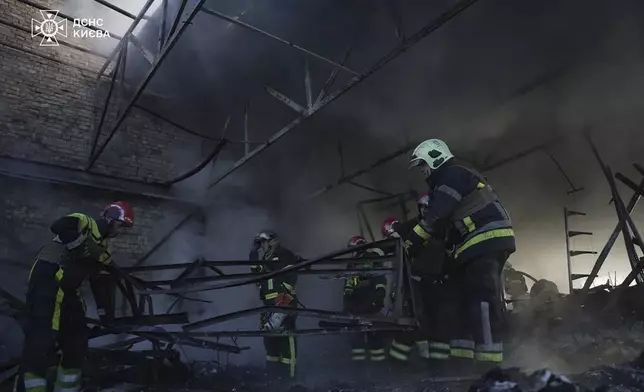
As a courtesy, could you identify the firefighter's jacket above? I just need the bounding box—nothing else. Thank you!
[410,160,516,264]
[343,248,387,314]
[250,246,299,306]
[33,213,116,320]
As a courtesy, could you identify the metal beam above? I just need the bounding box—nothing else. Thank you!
[87,0,209,170]
[129,35,155,65]
[133,104,221,141]
[582,136,644,291]
[0,156,199,203]
[564,207,573,293]
[123,255,394,272]
[206,0,481,191]
[128,0,481,268]
[200,7,359,76]
[96,0,157,79]
[183,305,410,331]
[265,85,307,114]
[145,268,394,286]
[605,166,644,288]
[314,48,352,107]
[142,238,399,295]
[91,0,141,20]
[90,45,125,158]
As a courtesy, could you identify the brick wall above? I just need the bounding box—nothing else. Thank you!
[0,0,200,274]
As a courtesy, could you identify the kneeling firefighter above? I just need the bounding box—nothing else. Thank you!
[343,236,388,363]
[400,138,516,368]
[16,202,134,392]
[250,230,299,379]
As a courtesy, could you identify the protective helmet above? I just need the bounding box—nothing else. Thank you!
[347,235,367,247]
[381,217,399,237]
[102,201,134,228]
[256,230,278,242]
[417,192,430,207]
[408,139,454,170]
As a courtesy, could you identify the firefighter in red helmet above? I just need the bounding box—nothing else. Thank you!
[16,202,134,392]
[343,236,388,363]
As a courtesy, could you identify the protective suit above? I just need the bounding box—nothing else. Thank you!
[16,202,133,392]
[343,236,388,362]
[250,230,299,379]
[403,139,516,365]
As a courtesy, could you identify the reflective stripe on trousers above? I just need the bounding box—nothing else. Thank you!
[53,367,81,392]
[476,343,503,363]
[370,348,386,361]
[389,340,412,361]
[429,342,451,360]
[416,340,429,359]
[20,373,47,392]
[351,348,366,361]
[450,339,474,359]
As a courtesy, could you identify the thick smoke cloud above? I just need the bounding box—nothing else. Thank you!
[60,0,644,375]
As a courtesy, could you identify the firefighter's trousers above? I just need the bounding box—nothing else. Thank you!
[261,313,297,378]
[344,297,386,362]
[16,260,87,392]
[447,252,507,364]
[423,278,452,361]
[389,279,429,362]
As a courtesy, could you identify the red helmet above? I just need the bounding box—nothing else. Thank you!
[381,217,399,237]
[417,192,430,207]
[102,201,134,228]
[347,235,367,247]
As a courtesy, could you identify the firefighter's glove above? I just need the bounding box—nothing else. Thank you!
[275,293,294,307]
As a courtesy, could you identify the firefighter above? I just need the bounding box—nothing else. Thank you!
[343,236,388,363]
[249,230,299,379]
[381,217,430,363]
[502,262,530,312]
[15,202,134,392]
[407,193,452,364]
[402,138,516,368]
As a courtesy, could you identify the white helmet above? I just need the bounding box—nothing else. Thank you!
[408,139,454,171]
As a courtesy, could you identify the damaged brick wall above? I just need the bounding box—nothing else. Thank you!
[0,0,201,275]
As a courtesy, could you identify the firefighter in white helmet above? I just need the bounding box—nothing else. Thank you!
[400,139,516,370]
[249,230,299,379]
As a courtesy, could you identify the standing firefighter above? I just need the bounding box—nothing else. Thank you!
[16,202,134,392]
[250,230,299,379]
[401,139,516,368]
[380,217,428,363]
[343,236,387,363]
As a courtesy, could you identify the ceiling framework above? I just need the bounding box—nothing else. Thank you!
[86,0,482,175]
[82,0,488,266]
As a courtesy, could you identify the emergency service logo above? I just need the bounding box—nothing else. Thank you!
[31,10,68,47]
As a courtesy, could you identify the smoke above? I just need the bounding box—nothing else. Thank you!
[104,0,644,381]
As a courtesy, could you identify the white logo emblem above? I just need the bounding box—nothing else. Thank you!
[31,10,68,47]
